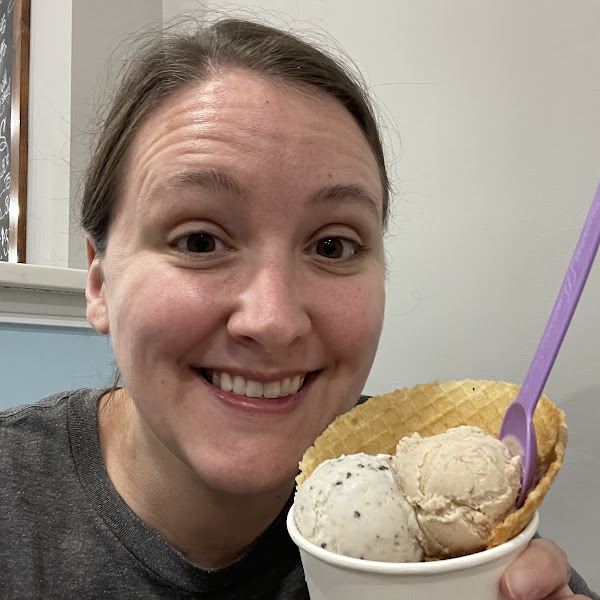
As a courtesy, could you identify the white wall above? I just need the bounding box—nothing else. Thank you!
[162,0,600,587]
[69,0,163,269]
[25,0,162,268]
[26,0,72,266]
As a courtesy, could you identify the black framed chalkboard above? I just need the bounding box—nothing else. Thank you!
[0,0,29,263]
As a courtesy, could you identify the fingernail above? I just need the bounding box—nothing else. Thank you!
[505,567,537,600]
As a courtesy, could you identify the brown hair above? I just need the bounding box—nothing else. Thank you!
[81,18,390,254]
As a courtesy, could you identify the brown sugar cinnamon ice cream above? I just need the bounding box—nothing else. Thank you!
[394,425,521,559]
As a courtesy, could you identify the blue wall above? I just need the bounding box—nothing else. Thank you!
[0,324,115,409]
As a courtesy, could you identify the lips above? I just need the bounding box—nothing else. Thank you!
[201,369,313,399]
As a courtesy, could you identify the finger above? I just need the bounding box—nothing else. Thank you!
[545,585,576,599]
[500,539,571,600]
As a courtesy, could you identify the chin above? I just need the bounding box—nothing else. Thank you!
[177,441,300,497]
[205,464,298,498]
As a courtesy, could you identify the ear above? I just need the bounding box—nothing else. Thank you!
[85,235,110,335]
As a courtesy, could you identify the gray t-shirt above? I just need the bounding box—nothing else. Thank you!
[0,389,308,599]
[0,389,597,599]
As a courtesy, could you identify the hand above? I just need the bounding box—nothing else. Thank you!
[500,539,590,600]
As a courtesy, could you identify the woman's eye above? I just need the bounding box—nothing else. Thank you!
[176,232,227,253]
[313,237,358,259]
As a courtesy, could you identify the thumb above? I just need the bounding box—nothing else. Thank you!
[500,540,572,600]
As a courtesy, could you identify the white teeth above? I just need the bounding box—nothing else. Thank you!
[263,381,281,399]
[220,372,233,393]
[207,371,308,399]
[245,380,264,398]
[232,376,246,395]
[280,378,292,396]
[290,375,301,394]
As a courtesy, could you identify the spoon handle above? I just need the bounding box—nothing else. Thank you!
[517,181,600,416]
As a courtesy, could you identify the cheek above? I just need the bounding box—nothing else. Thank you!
[316,275,385,363]
[107,268,225,364]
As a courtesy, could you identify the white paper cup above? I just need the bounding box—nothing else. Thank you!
[287,506,539,600]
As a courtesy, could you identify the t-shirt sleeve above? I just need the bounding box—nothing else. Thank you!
[569,568,600,600]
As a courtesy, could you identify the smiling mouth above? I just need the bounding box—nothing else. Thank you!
[199,369,316,399]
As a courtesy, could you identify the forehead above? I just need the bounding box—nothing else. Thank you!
[121,69,383,219]
[143,68,370,139]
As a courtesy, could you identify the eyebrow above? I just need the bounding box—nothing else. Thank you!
[146,168,244,200]
[146,169,381,220]
[306,183,382,221]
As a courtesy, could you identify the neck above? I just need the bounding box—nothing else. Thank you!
[98,389,294,568]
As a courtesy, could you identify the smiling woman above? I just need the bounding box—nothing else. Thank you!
[87,68,386,510]
[0,15,597,600]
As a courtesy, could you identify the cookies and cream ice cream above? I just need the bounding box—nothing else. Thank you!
[294,426,521,562]
[294,453,424,562]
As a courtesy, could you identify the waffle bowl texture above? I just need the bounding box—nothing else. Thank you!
[297,379,567,550]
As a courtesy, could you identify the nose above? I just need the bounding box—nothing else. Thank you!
[227,260,311,352]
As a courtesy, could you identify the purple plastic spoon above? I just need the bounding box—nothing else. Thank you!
[499,181,600,508]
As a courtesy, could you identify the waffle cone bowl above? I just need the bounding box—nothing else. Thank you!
[297,379,567,550]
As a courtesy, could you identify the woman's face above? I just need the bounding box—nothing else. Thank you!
[86,70,385,495]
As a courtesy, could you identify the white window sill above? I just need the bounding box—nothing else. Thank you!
[0,263,90,328]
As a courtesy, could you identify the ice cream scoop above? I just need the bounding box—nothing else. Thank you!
[294,453,424,562]
[499,180,600,507]
[394,426,521,558]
